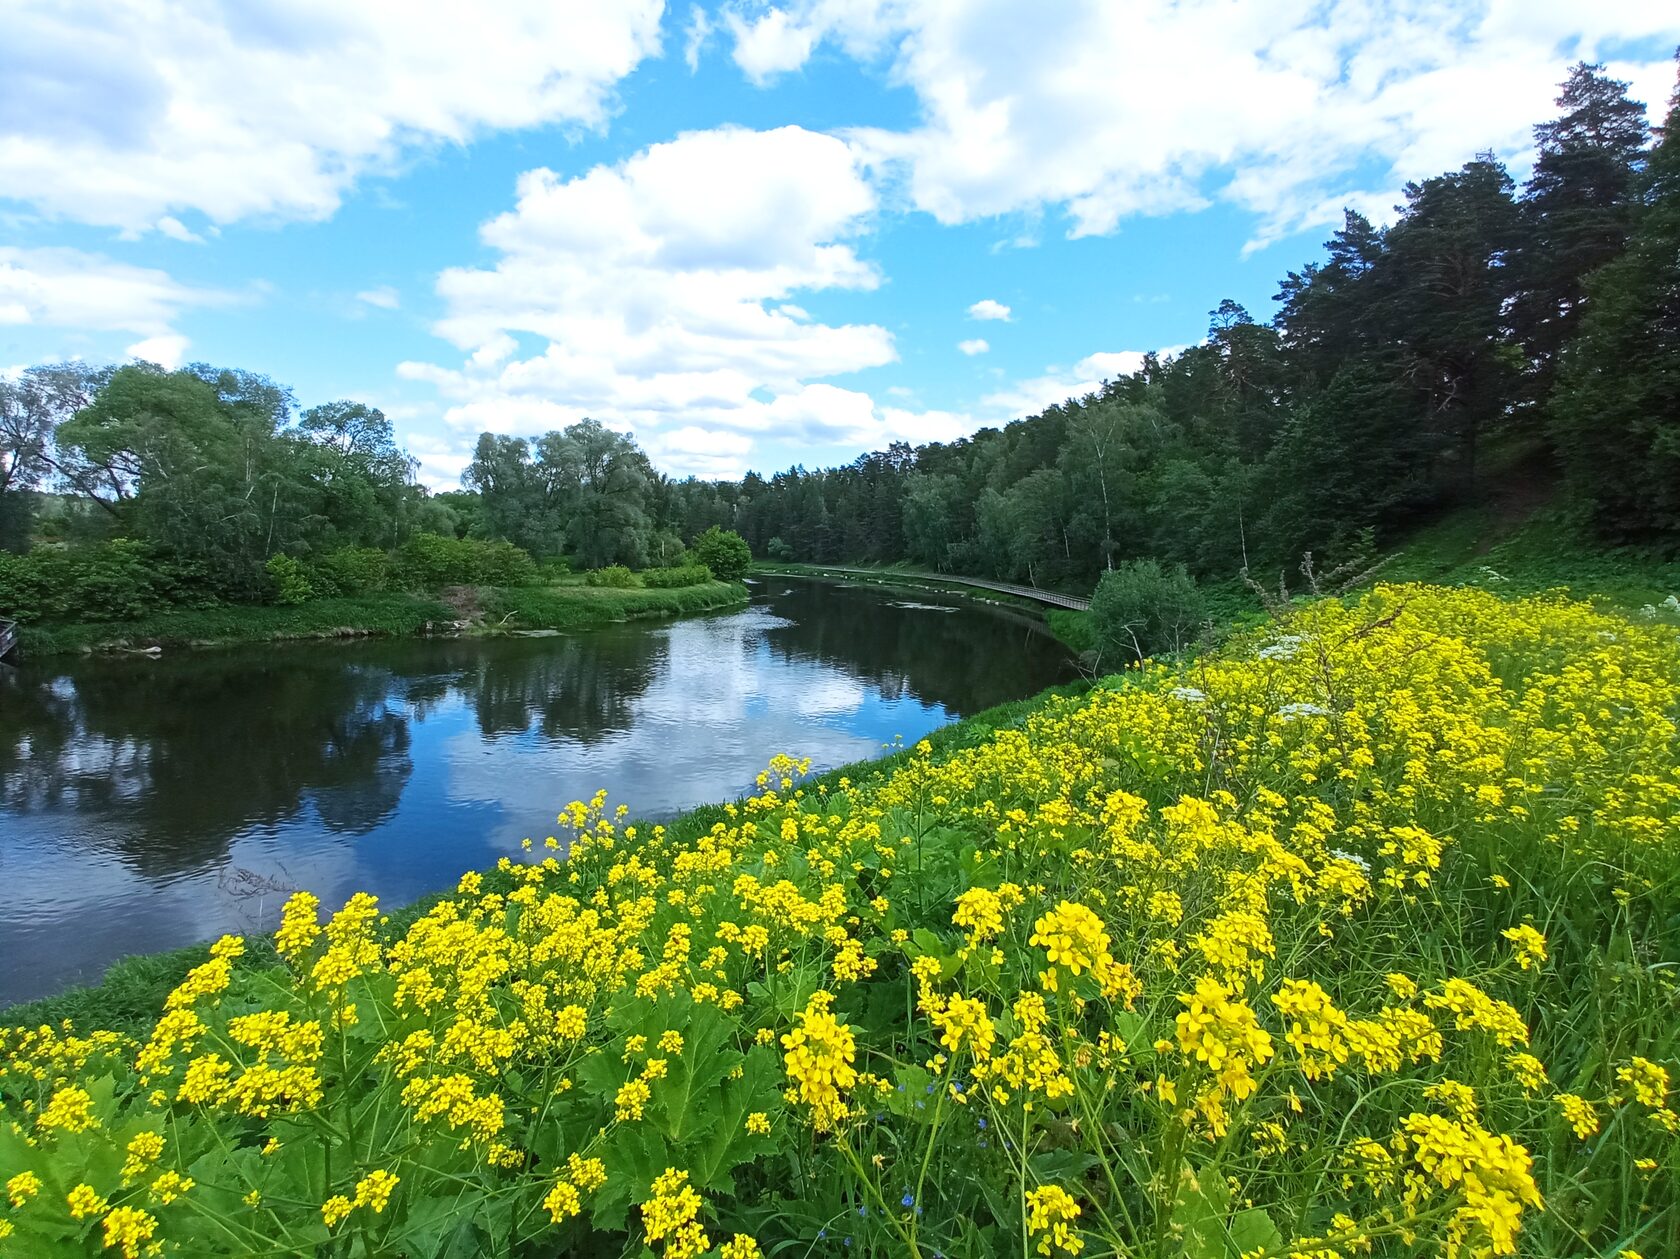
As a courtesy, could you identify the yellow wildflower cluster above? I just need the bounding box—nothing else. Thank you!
[1,584,1677,1256]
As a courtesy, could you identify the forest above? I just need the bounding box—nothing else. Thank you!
[3,61,1676,614]
[662,60,1680,587]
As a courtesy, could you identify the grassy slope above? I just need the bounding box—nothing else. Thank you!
[0,676,1091,1034]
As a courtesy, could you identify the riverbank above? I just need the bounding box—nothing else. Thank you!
[12,579,749,657]
[0,672,1092,1032]
[3,582,1675,1256]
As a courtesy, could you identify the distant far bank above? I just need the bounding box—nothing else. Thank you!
[12,579,747,658]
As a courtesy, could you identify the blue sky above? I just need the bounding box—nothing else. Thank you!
[3,2,1677,486]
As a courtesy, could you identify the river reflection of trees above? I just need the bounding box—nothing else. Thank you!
[759,582,1070,714]
[0,586,1066,887]
[0,650,413,877]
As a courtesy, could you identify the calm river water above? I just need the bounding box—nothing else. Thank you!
[0,579,1070,1004]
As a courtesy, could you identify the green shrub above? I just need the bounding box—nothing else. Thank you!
[1089,558,1206,664]
[584,564,642,588]
[639,564,712,589]
[0,539,194,623]
[766,536,794,561]
[692,526,752,581]
[391,534,538,589]
[264,554,315,605]
[312,546,391,597]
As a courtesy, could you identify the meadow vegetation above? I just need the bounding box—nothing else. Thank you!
[2,582,1676,1257]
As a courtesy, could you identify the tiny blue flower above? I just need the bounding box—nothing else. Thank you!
[977,1117,988,1130]
[901,1192,915,1208]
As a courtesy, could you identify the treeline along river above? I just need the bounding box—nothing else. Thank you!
[0,579,1070,1004]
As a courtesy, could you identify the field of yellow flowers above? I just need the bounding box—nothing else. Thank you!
[3,583,1678,1258]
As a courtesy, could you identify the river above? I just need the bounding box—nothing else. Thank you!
[0,579,1071,1005]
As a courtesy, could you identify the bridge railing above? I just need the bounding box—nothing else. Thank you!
[0,618,17,665]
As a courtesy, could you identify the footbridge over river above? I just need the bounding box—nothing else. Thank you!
[775,566,1091,612]
[0,619,18,666]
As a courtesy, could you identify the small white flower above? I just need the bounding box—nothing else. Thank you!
[1258,634,1306,661]
[1170,686,1208,704]
[1278,702,1329,721]
[1662,594,1679,611]
[1640,605,1659,619]
[1477,566,1508,583]
[1330,848,1371,874]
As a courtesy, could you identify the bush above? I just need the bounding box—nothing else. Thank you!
[312,546,391,598]
[1089,558,1205,664]
[392,534,538,589]
[264,554,315,605]
[692,526,752,581]
[766,536,794,561]
[639,564,712,589]
[584,564,642,588]
[0,539,199,623]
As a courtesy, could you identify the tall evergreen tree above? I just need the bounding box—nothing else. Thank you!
[1514,64,1651,398]
[1549,62,1680,538]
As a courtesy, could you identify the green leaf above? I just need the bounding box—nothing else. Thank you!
[1170,1161,1233,1259]
[1228,1207,1284,1255]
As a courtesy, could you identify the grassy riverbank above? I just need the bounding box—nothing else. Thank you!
[0,674,1091,1034]
[13,580,748,657]
[3,582,1677,1257]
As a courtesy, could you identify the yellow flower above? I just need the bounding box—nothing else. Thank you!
[1554,1092,1599,1139]
[616,1078,651,1122]
[781,994,858,1132]
[1501,924,1547,970]
[6,1171,41,1209]
[37,1084,96,1132]
[1617,1057,1671,1109]
[121,1130,165,1182]
[149,1171,193,1204]
[719,1235,764,1259]
[67,1183,108,1220]
[1028,901,1110,977]
[100,1205,159,1259]
[1024,1185,1083,1256]
[543,1179,582,1221]
[642,1168,708,1259]
[353,1169,399,1213]
[321,1195,354,1228]
[746,1111,772,1135]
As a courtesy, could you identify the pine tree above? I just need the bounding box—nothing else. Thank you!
[1549,60,1680,539]
[1514,63,1651,398]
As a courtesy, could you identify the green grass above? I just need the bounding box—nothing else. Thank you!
[481,580,747,630]
[16,593,456,656]
[14,581,752,657]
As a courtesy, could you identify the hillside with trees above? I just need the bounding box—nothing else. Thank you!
[652,61,1680,589]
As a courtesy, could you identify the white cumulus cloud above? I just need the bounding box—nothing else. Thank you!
[356,286,401,310]
[957,338,988,355]
[125,334,191,370]
[402,125,952,477]
[0,246,231,342]
[981,346,1187,420]
[967,299,1011,321]
[727,1,1680,247]
[0,0,664,231]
